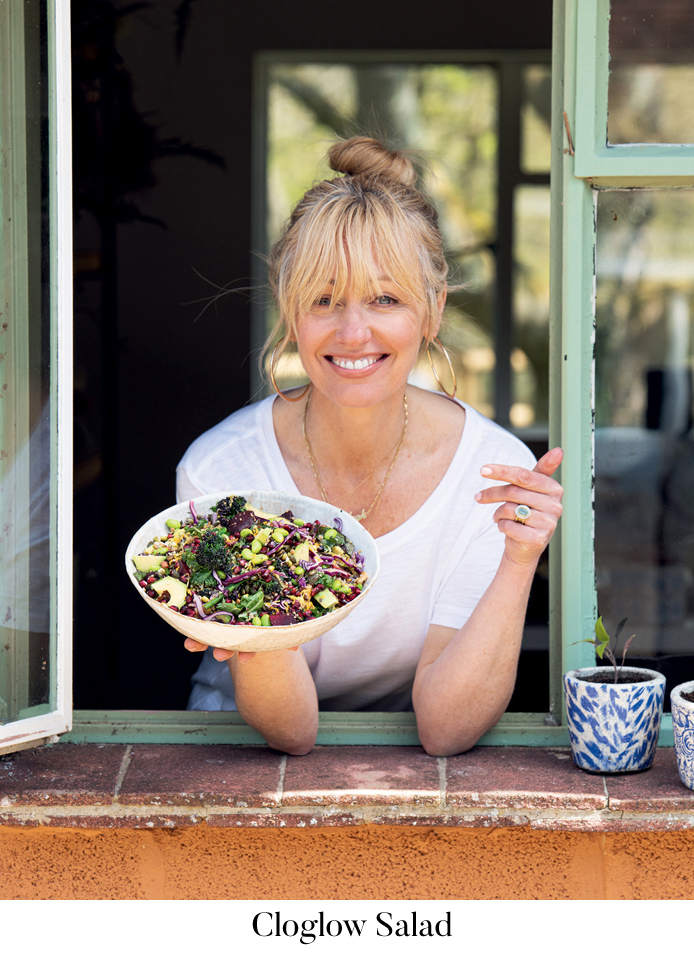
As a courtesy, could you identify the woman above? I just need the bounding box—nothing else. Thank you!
[177,137,563,756]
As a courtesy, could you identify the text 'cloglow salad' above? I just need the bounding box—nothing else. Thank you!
[132,496,367,626]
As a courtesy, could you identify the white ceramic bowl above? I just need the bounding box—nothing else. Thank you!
[124,490,380,652]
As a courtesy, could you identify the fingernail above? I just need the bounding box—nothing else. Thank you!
[474,492,482,501]
[480,466,492,476]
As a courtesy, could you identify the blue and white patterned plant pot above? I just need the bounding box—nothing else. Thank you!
[563,667,665,774]
[671,681,694,790]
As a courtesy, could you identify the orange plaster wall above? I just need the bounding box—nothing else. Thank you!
[2,825,694,900]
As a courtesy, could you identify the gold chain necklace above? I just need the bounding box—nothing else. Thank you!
[302,387,409,522]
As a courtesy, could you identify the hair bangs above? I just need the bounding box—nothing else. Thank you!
[284,193,429,325]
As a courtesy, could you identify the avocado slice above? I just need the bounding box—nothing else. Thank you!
[133,554,165,573]
[151,576,187,609]
[293,541,310,564]
[314,588,339,609]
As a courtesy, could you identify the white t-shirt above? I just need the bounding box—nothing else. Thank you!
[176,394,536,711]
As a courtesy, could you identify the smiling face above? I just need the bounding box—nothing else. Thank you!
[294,271,439,408]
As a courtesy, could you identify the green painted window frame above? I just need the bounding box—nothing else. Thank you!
[556,0,694,748]
[0,0,73,756]
[573,0,694,182]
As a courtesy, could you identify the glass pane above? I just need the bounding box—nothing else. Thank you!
[0,0,52,723]
[595,189,694,705]
[512,185,550,430]
[608,0,694,144]
[267,62,498,415]
[521,65,551,173]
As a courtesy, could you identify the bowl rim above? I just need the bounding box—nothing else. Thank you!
[563,665,666,687]
[671,680,694,708]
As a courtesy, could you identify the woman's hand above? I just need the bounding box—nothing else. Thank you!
[183,638,298,662]
[183,638,253,662]
[474,447,564,568]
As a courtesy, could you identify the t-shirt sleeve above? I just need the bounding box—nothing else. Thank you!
[176,463,206,503]
[429,437,538,632]
[429,515,506,630]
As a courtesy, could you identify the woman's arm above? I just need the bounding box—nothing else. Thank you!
[184,640,319,755]
[412,448,563,756]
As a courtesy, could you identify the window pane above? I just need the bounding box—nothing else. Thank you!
[521,65,551,174]
[0,0,52,723]
[608,0,694,144]
[595,189,694,702]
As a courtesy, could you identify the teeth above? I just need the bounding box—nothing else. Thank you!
[332,356,379,370]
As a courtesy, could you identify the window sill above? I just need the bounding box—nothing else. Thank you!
[1,744,692,832]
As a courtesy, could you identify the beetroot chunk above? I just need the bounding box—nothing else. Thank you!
[269,612,301,626]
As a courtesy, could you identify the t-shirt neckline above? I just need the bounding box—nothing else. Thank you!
[260,392,480,549]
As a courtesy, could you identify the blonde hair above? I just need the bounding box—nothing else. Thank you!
[264,136,448,375]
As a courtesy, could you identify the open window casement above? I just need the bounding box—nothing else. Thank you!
[558,0,694,749]
[0,0,73,756]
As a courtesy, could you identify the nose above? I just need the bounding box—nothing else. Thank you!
[334,302,371,346]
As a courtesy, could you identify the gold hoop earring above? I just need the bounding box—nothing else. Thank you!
[269,344,310,402]
[426,337,457,399]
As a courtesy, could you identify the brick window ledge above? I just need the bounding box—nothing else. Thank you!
[1,744,692,832]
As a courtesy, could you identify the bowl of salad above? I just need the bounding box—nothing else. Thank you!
[124,490,379,652]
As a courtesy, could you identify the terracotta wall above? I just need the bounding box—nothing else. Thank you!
[2,824,693,899]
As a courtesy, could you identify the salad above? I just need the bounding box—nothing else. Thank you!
[132,495,368,626]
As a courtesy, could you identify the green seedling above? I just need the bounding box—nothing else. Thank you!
[575,616,637,683]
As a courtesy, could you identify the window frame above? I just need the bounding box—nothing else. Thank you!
[0,0,73,755]
[6,0,685,752]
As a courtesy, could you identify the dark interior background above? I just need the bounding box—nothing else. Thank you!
[71,0,554,710]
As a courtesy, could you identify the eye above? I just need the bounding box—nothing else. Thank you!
[374,294,398,306]
[313,294,333,308]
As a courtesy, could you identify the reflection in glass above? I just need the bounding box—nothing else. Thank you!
[608,0,694,144]
[0,0,51,724]
[595,190,694,701]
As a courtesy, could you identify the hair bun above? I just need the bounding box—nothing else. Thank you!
[328,136,417,187]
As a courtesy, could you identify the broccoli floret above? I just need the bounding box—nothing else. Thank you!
[195,530,232,574]
[215,495,247,521]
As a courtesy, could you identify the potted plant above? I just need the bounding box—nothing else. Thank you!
[671,681,694,790]
[563,617,665,774]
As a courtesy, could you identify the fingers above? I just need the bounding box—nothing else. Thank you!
[533,446,563,477]
[184,639,297,662]
[183,638,241,663]
[492,500,560,529]
[476,448,564,508]
[484,486,563,516]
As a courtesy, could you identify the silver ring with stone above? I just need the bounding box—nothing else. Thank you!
[513,504,531,524]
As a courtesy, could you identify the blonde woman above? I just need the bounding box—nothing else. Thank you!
[177,137,563,756]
